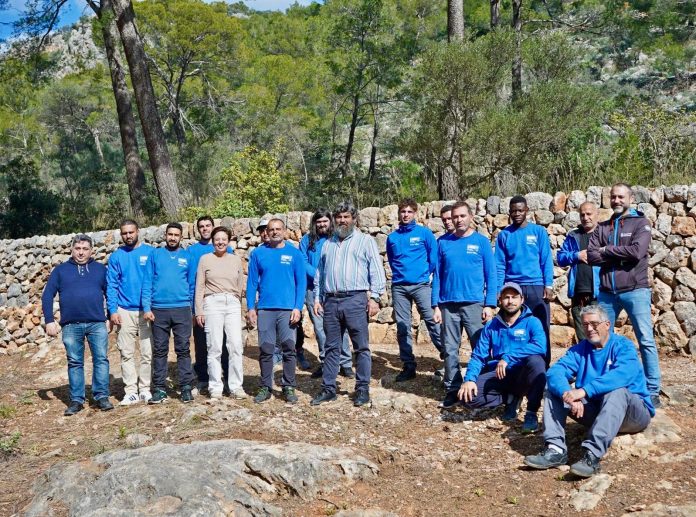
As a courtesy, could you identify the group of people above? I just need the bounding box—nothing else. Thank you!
[42,182,660,477]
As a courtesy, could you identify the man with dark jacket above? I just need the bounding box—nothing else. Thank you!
[42,234,114,416]
[557,202,601,342]
[587,183,661,407]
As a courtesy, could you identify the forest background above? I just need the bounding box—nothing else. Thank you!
[0,0,694,238]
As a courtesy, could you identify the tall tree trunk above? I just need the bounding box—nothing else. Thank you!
[110,0,182,217]
[511,0,523,104]
[368,106,379,180]
[99,0,146,219]
[490,0,500,28]
[447,0,465,42]
[343,93,360,176]
[438,166,458,200]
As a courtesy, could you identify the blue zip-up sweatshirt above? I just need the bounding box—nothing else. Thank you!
[106,243,154,313]
[463,306,547,382]
[494,222,554,291]
[547,333,655,417]
[246,243,306,310]
[386,222,437,285]
[41,258,107,326]
[431,231,497,307]
[141,246,195,312]
[556,227,600,299]
[299,233,326,290]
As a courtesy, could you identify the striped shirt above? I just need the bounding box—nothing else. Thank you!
[315,229,386,302]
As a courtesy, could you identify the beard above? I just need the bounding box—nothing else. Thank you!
[335,223,355,239]
[612,205,627,215]
[500,306,521,318]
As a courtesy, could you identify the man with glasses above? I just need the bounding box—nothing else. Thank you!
[524,305,654,478]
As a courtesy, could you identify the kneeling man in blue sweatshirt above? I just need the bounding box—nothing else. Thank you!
[458,282,547,434]
[524,305,654,478]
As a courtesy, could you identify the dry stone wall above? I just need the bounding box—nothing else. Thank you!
[2,185,696,357]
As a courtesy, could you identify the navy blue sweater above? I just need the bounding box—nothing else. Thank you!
[42,258,107,326]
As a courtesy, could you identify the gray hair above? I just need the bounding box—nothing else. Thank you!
[580,305,609,321]
[71,234,93,248]
[333,201,358,219]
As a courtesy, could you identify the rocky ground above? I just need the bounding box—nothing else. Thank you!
[0,336,695,516]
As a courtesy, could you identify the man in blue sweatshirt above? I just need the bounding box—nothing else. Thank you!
[387,199,443,381]
[42,234,114,416]
[524,305,654,478]
[106,219,154,406]
[246,218,307,404]
[142,222,196,404]
[432,201,497,409]
[458,282,547,433]
[494,195,554,365]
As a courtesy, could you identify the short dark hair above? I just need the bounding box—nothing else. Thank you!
[451,201,472,215]
[166,222,183,233]
[120,219,139,229]
[509,195,527,207]
[211,226,231,240]
[196,215,214,229]
[333,201,358,219]
[398,198,418,212]
[440,204,454,215]
[71,234,93,248]
[611,183,633,196]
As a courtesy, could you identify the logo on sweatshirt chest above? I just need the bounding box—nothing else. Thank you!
[526,235,537,246]
[409,237,421,247]
[620,232,632,238]
[139,255,149,266]
[513,329,526,340]
[466,244,479,255]
[280,254,293,265]
[177,258,188,268]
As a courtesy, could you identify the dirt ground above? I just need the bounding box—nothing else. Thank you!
[0,335,695,517]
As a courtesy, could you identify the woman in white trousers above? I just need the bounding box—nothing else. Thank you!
[194,227,246,399]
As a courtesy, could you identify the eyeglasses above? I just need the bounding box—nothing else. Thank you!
[581,320,608,330]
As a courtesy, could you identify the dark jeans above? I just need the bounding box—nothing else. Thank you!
[322,292,371,394]
[193,323,228,384]
[463,354,546,413]
[571,294,597,342]
[258,310,296,389]
[520,285,550,366]
[392,283,443,368]
[152,307,195,389]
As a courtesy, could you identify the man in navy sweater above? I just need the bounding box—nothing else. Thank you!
[106,219,154,406]
[42,234,114,416]
[142,222,196,404]
[458,282,547,433]
[524,305,654,477]
[495,195,554,365]
[432,201,497,409]
[387,199,443,381]
[246,218,306,404]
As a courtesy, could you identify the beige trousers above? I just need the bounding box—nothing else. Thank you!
[116,308,152,394]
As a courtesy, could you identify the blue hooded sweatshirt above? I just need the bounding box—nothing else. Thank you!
[141,246,195,312]
[494,222,554,291]
[246,243,306,311]
[547,333,655,417]
[299,233,327,290]
[463,305,547,383]
[106,243,154,313]
[556,227,600,298]
[42,258,107,326]
[386,221,437,285]
[431,231,497,307]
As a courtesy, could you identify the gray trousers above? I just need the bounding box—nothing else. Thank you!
[392,284,443,368]
[441,302,484,394]
[543,387,652,458]
[258,310,296,389]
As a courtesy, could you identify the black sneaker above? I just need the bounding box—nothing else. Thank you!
[311,366,323,379]
[524,446,568,470]
[339,366,355,379]
[438,391,460,409]
[96,397,114,411]
[310,389,337,406]
[501,396,521,422]
[433,367,445,378]
[148,389,168,405]
[353,389,370,407]
[180,385,194,403]
[570,449,601,478]
[395,367,417,382]
[651,394,661,409]
[64,401,83,416]
[283,387,298,404]
[254,387,272,404]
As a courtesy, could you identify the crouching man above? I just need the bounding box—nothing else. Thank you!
[458,282,547,434]
[524,305,655,478]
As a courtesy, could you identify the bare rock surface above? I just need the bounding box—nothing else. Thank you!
[569,473,614,511]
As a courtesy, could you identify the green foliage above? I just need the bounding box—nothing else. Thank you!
[0,431,21,457]
[0,405,16,419]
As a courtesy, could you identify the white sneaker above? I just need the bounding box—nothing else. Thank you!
[120,393,140,406]
[231,389,248,400]
[210,392,223,400]
[139,391,152,403]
